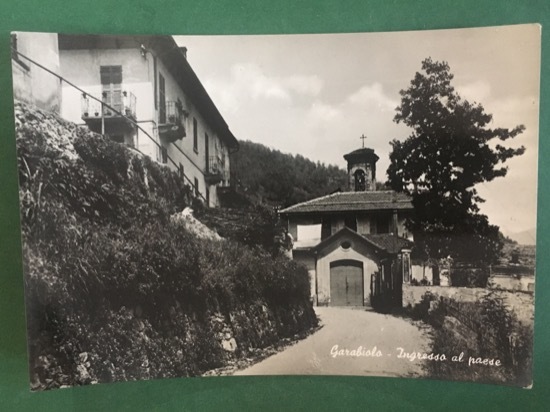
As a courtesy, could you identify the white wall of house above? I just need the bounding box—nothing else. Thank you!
[12,32,61,113]
[154,56,230,207]
[60,48,154,151]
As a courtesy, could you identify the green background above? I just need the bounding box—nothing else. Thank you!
[0,1,548,410]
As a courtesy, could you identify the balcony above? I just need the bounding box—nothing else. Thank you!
[158,101,186,142]
[81,90,136,134]
[205,156,225,185]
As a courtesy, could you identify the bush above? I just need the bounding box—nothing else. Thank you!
[194,204,283,252]
[478,293,533,386]
[449,265,489,287]
[421,293,533,386]
[410,278,431,286]
[409,291,436,321]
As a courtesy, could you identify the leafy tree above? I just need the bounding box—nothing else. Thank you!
[388,58,525,263]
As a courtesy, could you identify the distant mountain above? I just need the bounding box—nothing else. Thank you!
[230,140,348,207]
[505,228,537,246]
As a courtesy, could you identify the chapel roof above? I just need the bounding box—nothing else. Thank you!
[363,234,413,255]
[279,190,413,215]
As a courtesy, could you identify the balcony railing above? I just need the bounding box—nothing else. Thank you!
[158,100,186,142]
[160,101,182,125]
[205,156,225,184]
[81,90,136,120]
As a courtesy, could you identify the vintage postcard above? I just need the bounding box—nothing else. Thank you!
[10,24,539,390]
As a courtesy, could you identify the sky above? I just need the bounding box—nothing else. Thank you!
[175,24,541,241]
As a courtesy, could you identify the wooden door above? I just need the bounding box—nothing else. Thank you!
[330,260,363,306]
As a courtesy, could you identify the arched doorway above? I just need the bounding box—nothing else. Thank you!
[330,260,364,306]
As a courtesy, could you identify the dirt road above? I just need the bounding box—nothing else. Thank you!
[235,307,433,377]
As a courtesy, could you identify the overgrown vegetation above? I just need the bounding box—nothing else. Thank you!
[193,203,283,252]
[408,292,533,386]
[15,103,317,390]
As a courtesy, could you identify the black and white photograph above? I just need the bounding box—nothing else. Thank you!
[10,24,539,390]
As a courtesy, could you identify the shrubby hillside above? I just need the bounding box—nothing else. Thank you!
[231,140,348,207]
[15,102,317,390]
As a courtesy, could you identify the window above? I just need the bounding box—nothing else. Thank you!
[159,73,166,124]
[194,177,199,197]
[178,162,184,179]
[344,215,357,232]
[100,65,122,85]
[193,118,198,153]
[205,133,209,170]
[375,216,390,234]
[340,241,352,250]
[205,187,210,206]
[100,65,123,113]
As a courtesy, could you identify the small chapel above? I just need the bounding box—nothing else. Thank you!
[279,139,414,311]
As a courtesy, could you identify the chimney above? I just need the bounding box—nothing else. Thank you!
[180,46,187,59]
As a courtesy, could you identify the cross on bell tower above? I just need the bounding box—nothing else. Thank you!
[360,134,367,148]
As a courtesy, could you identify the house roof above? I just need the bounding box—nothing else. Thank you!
[310,227,413,255]
[363,234,413,254]
[58,34,239,151]
[279,190,413,215]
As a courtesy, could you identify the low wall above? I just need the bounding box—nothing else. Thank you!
[403,285,486,306]
[411,263,451,286]
[403,284,534,324]
[489,274,535,292]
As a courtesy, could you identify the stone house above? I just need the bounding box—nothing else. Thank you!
[57,34,238,207]
[279,147,415,310]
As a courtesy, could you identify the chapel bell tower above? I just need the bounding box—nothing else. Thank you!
[343,143,379,192]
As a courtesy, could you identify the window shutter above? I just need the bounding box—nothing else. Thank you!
[100,66,122,85]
